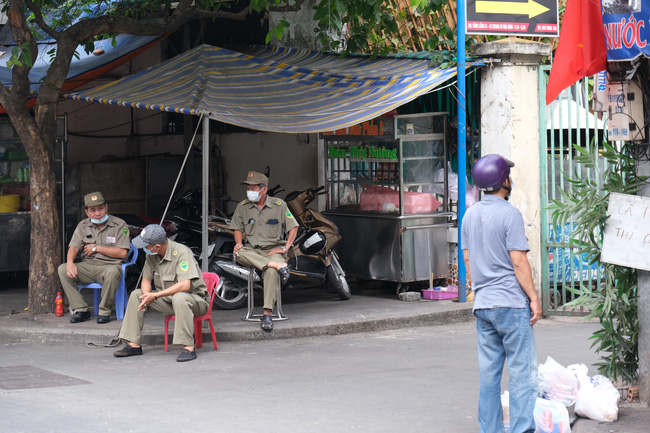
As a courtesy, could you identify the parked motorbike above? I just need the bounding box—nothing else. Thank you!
[209,185,351,310]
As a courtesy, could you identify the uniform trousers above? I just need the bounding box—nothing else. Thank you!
[58,262,122,316]
[235,245,285,310]
[119,289,208,346]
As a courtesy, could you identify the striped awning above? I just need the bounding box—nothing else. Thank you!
[66,44,471,133]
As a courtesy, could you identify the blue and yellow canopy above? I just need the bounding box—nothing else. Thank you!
[67,44,471,133]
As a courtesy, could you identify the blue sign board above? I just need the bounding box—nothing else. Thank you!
[602,0,650,61]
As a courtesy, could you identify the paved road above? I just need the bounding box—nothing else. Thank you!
[1,318,600,433]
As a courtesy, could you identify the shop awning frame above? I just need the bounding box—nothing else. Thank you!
[65,44,480,271]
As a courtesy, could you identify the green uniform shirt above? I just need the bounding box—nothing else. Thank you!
[229,197,299,248]
[142,239,208,301]
[69,214,130,265]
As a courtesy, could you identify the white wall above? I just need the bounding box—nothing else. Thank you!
[216,131,319,212]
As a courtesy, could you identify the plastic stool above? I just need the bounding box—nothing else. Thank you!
[242,267,288,322]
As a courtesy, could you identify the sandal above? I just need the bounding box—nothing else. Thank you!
[261,314,274,332]
[277,266,290,286]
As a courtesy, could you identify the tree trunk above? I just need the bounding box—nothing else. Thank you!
[10,110,61,314]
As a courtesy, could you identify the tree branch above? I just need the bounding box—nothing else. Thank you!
[24,0,59,40]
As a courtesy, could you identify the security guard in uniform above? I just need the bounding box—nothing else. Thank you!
[58,191,130,324]
[114,224,209,362]
[230,171,299,331]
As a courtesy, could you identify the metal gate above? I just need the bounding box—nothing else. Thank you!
[539,66,610,316]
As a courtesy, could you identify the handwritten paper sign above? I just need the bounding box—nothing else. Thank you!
[601,192,650,271]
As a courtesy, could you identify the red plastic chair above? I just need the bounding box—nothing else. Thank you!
[164,272,220,352]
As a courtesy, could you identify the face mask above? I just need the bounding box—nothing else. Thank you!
[247,190,261,202]
[91,215,109,224]
[503,179,513,201]
[144,245,159,256]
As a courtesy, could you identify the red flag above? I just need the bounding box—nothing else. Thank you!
[545,0,607,104]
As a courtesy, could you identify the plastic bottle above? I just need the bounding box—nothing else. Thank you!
[55,292,63,317]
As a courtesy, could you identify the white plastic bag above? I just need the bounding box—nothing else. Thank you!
[538,356,579,406]
[567,363,620,422]
[534,397,571,433]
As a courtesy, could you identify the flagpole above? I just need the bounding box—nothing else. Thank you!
[456,1,467,303]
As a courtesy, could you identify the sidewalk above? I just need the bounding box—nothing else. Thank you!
[1,276,648,432]
[0,278,474,345]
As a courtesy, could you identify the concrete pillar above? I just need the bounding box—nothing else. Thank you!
[470,38,552,292]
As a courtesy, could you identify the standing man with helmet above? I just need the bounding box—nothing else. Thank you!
[461,154,542,433]
[58,191,130,324]
[230,170,299,332]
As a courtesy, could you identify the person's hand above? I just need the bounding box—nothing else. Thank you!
[268,247,285,256]
[530,298,542,326]
[233,243,244,256]
[137,292,157,311]
[83,244,97,256]
[66,262,78,279]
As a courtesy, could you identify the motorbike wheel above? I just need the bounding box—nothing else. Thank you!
[213,276,248,310]
[326,254,352,300]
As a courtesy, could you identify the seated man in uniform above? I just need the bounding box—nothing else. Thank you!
[230,171,299,332]
[58,191,130,324]
[114,224,209,362]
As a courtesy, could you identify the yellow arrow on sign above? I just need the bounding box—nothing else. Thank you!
[476,0,550,19]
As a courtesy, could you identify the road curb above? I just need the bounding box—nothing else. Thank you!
[0,307,474,346]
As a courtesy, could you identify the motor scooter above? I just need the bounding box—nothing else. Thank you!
[209,185,351,310]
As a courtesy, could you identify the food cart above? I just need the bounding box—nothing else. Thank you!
[322,113,454,291]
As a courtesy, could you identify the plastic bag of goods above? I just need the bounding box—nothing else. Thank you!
[567,363,619,422]
[538,356,579,406]
[534,397,571,433]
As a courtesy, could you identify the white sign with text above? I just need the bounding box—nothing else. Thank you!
[601,192,650,271]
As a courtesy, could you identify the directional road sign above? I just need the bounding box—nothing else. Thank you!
[465,0,559,37]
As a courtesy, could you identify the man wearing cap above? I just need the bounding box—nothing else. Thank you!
[230,170,299,331]
[58,192,130,324]
[461,154,542,433]
[114,224,209,362]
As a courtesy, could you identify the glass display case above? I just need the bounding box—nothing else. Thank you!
[322,113,454,288]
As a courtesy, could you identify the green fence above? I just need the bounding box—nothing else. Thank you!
[539,66,613,316]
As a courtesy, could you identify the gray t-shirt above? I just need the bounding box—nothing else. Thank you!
[461,194,530,310]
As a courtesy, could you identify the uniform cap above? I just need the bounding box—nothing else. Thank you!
[240,171,268,187]
[132,224,167,249]
[84,191,105,207]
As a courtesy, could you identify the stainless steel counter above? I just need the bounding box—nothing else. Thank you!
[323,211,452,283]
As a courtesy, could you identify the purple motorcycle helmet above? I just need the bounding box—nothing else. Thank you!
[472,154,515,192]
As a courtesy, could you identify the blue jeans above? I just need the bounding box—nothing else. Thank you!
[474,307,537,433]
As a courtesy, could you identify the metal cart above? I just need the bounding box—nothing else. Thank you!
[322,113,454,291]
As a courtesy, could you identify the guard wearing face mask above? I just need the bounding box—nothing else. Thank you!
[57,191,130,324]
[230,171,299,331]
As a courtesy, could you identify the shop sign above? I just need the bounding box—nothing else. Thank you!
[602,1,650,61]
[465,0,559,37]
[327,145,398,161]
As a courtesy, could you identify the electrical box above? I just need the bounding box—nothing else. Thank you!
[606,81,645,141]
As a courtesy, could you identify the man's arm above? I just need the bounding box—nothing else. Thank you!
[83,244,128,259]
[268,226,299,256]
[509,250,542,325]
[233,230,244,255]
[138,279,191,311]
[64,246,80,279]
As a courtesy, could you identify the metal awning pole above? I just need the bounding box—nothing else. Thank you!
[457,1,467,303]
[202,116,209,272]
